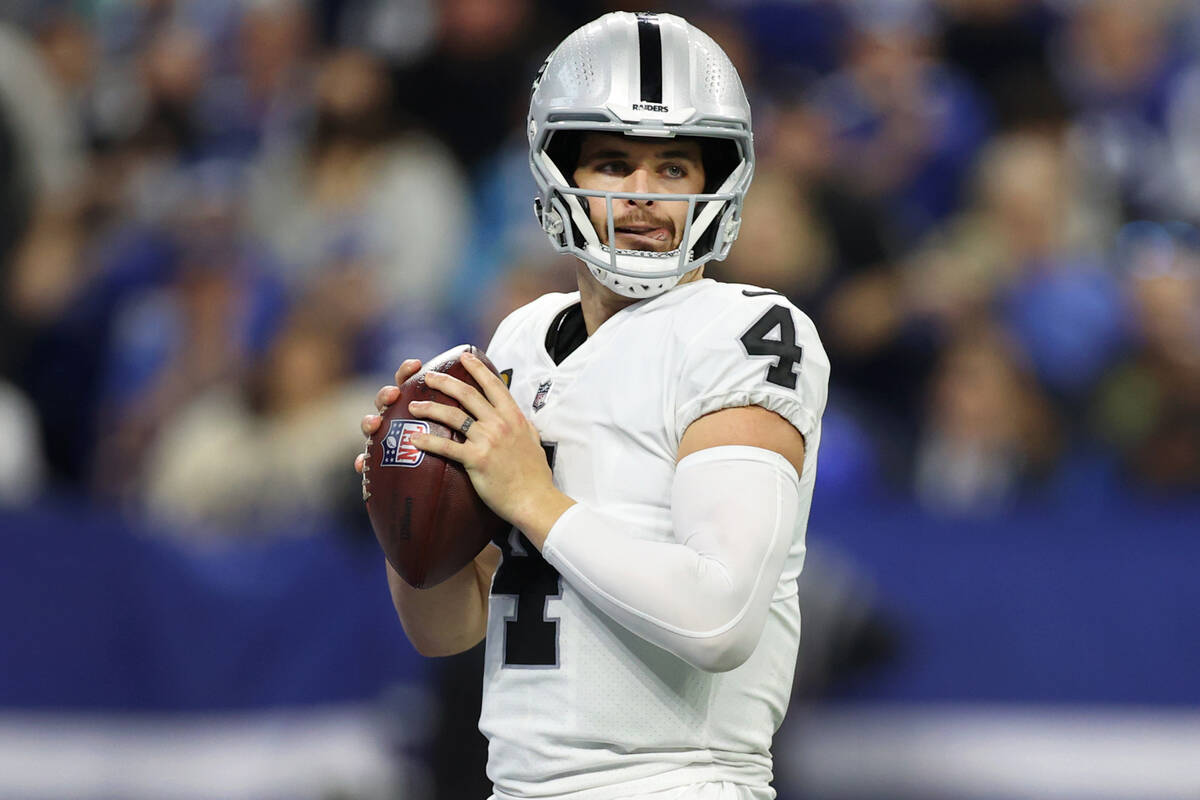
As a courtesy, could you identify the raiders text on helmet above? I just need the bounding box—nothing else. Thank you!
[528,12,755,299]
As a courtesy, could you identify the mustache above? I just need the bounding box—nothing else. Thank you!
[611,214,675,235]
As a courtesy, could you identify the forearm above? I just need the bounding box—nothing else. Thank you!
[387,545,499,657]
[541,446,801,672]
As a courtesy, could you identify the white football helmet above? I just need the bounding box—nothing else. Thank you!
[528,12,755,298]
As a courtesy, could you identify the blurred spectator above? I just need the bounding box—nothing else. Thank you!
[733,0,850,88]
[332,0,437,65]
[443,138,546,321]
[3,198,99,489]
[6,202,89,338]
[914,322,1060,513]
[393,0,584,173]
[1054,0,1192,219]
[136,25,212,157]
[250,49,469,313]
[85,0,310,162]
[89,164,287,504]
[810,0,990,242]
[935,0,1066,130]
[222,0,314,156]
[0,18,88,379]
[0,98,34,379]
[0,21,87,203]
[1091,223,1200,491]
[140,305,371,532]
[905,131,1123,400]
[0,380,45,507]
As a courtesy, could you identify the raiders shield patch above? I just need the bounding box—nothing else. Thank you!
[381,419,429,467]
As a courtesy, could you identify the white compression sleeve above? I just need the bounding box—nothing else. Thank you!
[541,445,801,673]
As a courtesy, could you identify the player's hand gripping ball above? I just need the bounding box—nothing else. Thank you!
[363,345,510,588]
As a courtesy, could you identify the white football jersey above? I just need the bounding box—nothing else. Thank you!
[479,278,830,800]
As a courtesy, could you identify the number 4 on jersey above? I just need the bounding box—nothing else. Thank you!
[491,442,562,668]
[740,304,804,389]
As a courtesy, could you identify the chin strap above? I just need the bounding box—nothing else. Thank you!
[685,162,744,252]
[538,150,606,251]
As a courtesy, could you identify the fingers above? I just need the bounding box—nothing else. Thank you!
[422,370,494,422]
[367,358,418,435]
[409,399,474,436]
[361,413,383,437]
[394,358,422,387]
[354,452,365,474]
[461,351,521,414]
[375,385,399,412]
[411,431,467,463]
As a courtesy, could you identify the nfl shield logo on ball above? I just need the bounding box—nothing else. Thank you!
[381,420,429,467]
[532,379,553,412]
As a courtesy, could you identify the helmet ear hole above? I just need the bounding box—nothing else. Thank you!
[692,202,740,259]
[701,138,741,194]
[550,188,596,253]
[546,131,584,186]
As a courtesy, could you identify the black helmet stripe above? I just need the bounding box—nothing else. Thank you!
[636,14,663,104]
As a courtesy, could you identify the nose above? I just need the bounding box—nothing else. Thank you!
[622,167,654,206]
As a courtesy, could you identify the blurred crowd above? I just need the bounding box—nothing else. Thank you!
[1,0,1198,533]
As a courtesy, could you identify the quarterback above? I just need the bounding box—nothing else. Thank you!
[357,12,829,800]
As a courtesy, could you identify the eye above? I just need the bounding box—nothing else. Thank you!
[663,163,687,179]
[597,160,629,175]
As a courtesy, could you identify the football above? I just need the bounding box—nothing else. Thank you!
[363,344,510,588]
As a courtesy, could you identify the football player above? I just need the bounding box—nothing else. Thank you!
[357,12,829,800]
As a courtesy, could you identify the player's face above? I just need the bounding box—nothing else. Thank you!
[573,134,706,253]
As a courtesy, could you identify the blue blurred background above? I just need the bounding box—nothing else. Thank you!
[0,0,1197,798]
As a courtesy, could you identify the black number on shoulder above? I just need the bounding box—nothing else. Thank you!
[490,443,562,668]
[739,304,804,389]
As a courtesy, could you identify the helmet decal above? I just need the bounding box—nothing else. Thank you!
[636,13,663,106]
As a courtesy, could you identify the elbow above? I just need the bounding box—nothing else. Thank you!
[402,628,446,657]
[405,630,481,658]
[398,616,485,658]
[669,592,763,672]
[677,587,762,672]
[683,633,756,673]
[412,641,465,658]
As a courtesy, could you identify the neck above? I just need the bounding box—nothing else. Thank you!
[576,263,636,335]
[575,262,705,335]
